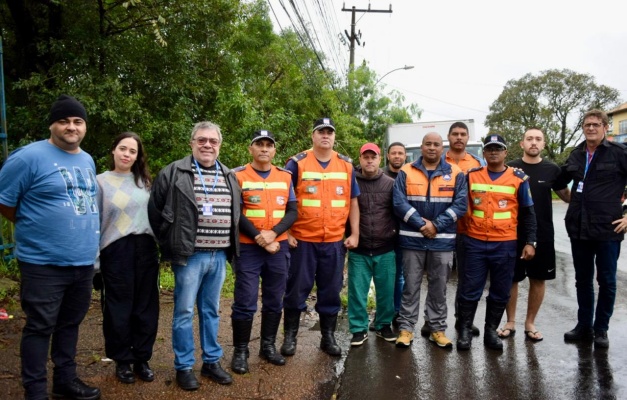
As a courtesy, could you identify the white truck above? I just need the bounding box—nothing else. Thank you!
[384,119,482,163]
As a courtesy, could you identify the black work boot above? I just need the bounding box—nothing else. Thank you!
[259,312,286,365]
[280,309,301,356]
[231,319,253,374]
[455,315,481,336]
[456,300,478,350]
[319,313,342,356]
[484,299,507,351]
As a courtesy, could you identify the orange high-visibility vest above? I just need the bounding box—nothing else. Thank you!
[290,150,353,242]
[235,164,292,244]
[448,152,482,235]
[445,151,482,174]
[465,167,524,242]
[399,162,461,244]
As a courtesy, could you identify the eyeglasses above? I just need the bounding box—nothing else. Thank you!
[583,123,604,129]
[484,146,505,153]
[192,137,220,146]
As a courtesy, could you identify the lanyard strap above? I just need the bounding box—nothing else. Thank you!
[584,149,593,178]
[194,159,219,198]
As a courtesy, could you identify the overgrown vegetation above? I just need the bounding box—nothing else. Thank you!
[0,0,418,174]
[0,258,19,304]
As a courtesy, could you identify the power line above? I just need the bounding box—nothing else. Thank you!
[267,0,342,100]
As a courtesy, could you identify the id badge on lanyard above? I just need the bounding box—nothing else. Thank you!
[195,159,219,215]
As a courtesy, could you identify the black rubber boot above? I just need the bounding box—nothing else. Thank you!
[231,319,252,374]
[456,300,478,351]
[259,312,285,366]
[280,309,301,356]
[319,314,342,357]
[455,315,481,336]
[484,300,507,351]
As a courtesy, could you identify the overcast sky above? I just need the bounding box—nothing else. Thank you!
[268,0,627,137]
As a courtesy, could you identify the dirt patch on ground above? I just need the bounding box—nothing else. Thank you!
[0,292,344,399]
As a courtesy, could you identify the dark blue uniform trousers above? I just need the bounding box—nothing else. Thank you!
[232,241,290,320]
[283,240,346,316]
[459,236,517,304]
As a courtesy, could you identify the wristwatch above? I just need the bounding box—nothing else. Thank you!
[526,241,537,249]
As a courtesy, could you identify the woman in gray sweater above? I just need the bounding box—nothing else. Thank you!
[96,132,159,384]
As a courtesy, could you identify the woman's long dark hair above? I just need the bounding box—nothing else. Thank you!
[109,132,152,189]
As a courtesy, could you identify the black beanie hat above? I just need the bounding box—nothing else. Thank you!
[48,95,87,125]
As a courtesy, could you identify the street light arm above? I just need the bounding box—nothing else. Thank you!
[375,65,414,86]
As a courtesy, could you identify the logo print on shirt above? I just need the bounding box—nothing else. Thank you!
[59,167,98,215]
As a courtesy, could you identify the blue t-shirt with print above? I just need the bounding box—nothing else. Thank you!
[0,140,100,266]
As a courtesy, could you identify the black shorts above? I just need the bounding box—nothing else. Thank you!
[512,241,556,282]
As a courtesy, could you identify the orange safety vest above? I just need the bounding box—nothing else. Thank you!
[398,162,461,244]
[448,152,483,235]
[445,151,482,174]
[465,167,524,242]
[401,162,461,208]
[290,150,353,242]
[235,164,292,244]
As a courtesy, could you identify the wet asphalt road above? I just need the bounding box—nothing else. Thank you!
[336,202,627,400]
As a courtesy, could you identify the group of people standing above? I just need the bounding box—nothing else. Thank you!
[349,111,627,357]
[0,95,626,400]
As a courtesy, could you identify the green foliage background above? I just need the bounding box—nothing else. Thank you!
[0,0,418,174]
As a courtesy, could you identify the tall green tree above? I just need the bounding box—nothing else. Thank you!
[0,0,419,171]
[485,69,621,161]
[0,0,342,169]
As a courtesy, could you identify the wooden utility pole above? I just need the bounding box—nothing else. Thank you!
[342,3,392,71]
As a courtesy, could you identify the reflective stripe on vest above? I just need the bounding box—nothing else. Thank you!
[470,183,516,195]
[399,230,456,239]
[472,210,511,219]
[243,209,285,218]
[242,181,289,190]
[407,195,454,203]
[301,199,345,208]
[302,171,348,181]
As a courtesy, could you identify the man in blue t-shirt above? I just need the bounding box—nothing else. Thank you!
[0,95,101,400]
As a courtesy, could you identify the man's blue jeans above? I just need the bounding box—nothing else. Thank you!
[570,239,620,332]
[172,250,226,370]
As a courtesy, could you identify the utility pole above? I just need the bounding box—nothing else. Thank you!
[342,3,392,72]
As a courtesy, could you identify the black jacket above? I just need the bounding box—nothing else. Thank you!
[348,167,397,256]
[559,138,627,241]
[148,155,241,265]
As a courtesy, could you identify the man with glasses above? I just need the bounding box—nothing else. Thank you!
[456,134,537,351]
[558,109,627,349]
[149,121,241,390]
